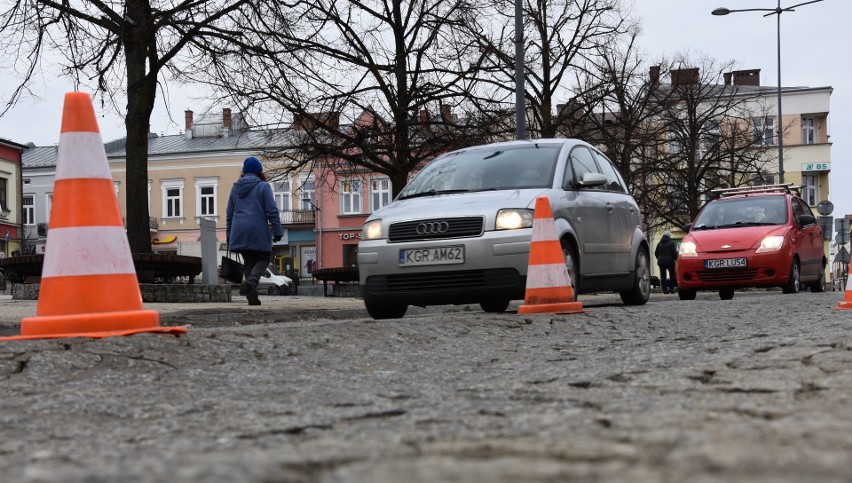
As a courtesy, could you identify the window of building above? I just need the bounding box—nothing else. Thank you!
[298,176,316,211]
[0,177,7,212]
[161,179,185,218]
[273,178,292,211]
[700,120,721,153]
[802,117,816,145]
[801,174,818,206]
[667,131,682,154]
[195,177,218,218]
[753,117,775,146]
[370,178,391,212]
[45,193,53,223]
[340,179,362,214]
[23,195,34,225]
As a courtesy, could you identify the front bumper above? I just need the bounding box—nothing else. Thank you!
[677,251,791,290]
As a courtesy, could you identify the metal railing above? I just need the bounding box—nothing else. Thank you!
[280,209,315,225]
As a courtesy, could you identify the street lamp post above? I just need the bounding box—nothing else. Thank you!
[712,0,824,185]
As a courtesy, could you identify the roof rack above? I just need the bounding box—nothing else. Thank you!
[711,183,801,198]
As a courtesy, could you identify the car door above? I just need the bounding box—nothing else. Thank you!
[792,197,823,279]
[553,145,613,276]
[592,150,636,274]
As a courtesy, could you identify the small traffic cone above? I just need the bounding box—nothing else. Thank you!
[836,265,852,310]
[518,197,583,315]
[0,92,186,340]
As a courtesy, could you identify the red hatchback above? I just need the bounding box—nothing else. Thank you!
[676,184,826,300]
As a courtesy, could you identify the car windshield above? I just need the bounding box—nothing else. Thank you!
[398,145,560,199]
[692,195,788,230]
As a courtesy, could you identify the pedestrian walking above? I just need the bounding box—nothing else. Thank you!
[226,156,283,305]
[655,230,678,294]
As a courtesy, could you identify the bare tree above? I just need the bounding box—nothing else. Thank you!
[644,54,776,230]
[195,0,496,198]
[0,0,261,253]
[465,0,636,139]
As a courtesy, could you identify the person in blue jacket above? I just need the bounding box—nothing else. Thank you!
[226,156,283,305]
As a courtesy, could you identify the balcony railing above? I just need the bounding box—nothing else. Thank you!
[280,209,315,225]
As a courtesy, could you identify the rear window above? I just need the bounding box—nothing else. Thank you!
[399,145,560,197]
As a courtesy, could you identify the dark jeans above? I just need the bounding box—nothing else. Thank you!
[237,250,271,290]
[659,263,676,293]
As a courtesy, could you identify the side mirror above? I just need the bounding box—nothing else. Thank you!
[682,223,692,233]
[798,214,815,227]
[579,172,607,188]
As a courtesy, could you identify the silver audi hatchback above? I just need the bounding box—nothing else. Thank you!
[357,139,651,319]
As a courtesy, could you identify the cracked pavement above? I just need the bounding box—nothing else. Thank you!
[1,290,851,482]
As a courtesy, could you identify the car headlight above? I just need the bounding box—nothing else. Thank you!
[496,209,534,230]
[679,241,698,258]
[362,219,383,240]
[756,235,784,253]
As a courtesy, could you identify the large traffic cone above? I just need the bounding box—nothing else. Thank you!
[0,92,186,340]
[836,265,852,310]
[518,197,583,315]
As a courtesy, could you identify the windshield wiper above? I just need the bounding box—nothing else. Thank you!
[398,189,471,200]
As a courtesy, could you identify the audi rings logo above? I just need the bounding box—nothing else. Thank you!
[416,221,450,235]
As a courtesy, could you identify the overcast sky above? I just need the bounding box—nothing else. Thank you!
[0,0,848,217]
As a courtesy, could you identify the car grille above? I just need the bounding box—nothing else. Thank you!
[697,269,759,282]
[388,217,483,242]
[366,268,519,293]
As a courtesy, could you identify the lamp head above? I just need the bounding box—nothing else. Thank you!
[712,7,731,15]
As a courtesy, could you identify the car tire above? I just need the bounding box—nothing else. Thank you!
[782,260,800,294]
[480,299,511,313]
[620,247,651,305]
[678,289,697,300]
[719,288,735,300]
[267,285,282,296]
[810,266,826,293]
[364,299,408,319]
[561,240,579,300]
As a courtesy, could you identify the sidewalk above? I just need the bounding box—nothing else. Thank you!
[0,292,365,329]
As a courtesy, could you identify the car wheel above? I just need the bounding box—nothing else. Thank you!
[364,299,407,319]
[480,299,510,313]
[620,247,651,305]
[678,289,697,300]
[561,241,579,300]
[810,266,826,293]
[719,288,735,300]
[267,285,282,296]
[782,260,800,294]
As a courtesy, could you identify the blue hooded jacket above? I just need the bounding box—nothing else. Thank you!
[226,173,283,253]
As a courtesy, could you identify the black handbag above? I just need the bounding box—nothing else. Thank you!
[220,251,244,283]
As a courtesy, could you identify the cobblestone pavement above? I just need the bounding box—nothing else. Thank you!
[1,290,851,482]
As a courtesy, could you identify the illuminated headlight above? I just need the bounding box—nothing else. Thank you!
[496,209,534,230]
[362,219,383,240]
[756,235,784,253]
[679,241,698,258]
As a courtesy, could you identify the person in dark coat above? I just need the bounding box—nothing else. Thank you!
[655,230,678,294]
[226,156,283,305]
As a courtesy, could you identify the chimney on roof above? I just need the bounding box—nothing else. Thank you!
[223,108,232,130]
[292,112,340,131]
[670,67,699,87]
[440,104,452,123]
[731,69,761,86]
[724,72,732,85]
[419,109,430,124]
[185,110,193,130]
[649,65,660,84]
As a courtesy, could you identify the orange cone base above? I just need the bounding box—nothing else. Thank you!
[835,301,852,311]
[518,301,584,315]
[0,310,186,341]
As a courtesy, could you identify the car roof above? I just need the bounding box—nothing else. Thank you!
[710,183,801,200]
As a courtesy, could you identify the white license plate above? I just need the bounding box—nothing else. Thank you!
[705,258,747,269]
[399,246,465,266]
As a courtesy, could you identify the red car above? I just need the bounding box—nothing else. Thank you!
[676,184,826,300]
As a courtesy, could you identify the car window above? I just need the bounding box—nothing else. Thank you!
[398,145,560,197]
[793,197,814,225]
[592,151,626,193]
[568,146,602,190]
[692,195,788,229]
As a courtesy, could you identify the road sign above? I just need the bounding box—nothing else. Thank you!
[836,246,851,264]
[837,218,850,232]
[817,200,834,216]
[818,216,833,240]
[838,231,851,245]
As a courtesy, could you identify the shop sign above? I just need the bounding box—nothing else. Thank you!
[802,162,830,172]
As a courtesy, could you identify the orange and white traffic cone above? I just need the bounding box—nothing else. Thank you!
[0,92,186,340]
[836,265,852,310]
[518,197,583,315]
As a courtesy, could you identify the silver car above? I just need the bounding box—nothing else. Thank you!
[357,139,651,319]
